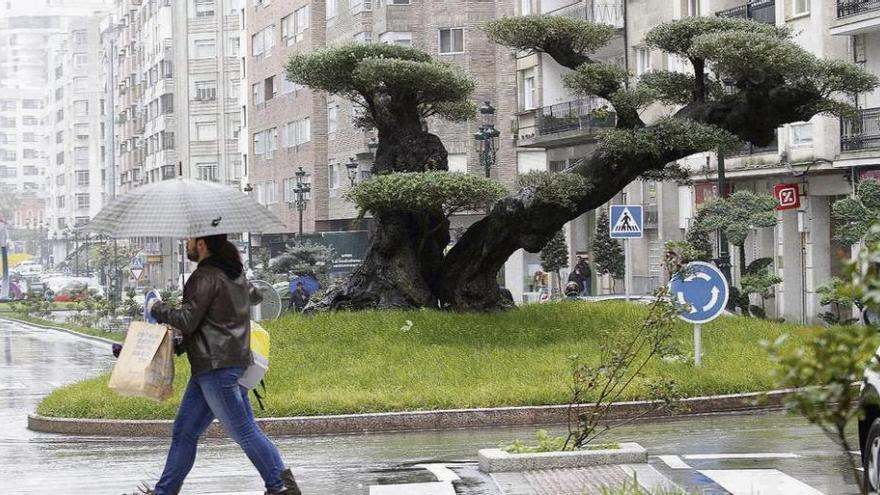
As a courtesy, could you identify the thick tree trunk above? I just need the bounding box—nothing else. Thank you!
[319,124,450,310]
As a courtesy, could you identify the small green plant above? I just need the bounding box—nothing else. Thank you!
[817,277,859,326]
[502,429,568,453]
[600,477,698,495]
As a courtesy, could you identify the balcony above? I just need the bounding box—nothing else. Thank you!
[832,0,880,34]
[548,1,624,29]
[724,139,779,158]
[839,0,880,18]
[517,98,616,147]
[715,0,775,25]
[841,107,880,152]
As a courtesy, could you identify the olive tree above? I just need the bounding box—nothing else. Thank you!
[287,15,875,311]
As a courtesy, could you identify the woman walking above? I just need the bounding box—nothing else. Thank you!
[131,234,300,495]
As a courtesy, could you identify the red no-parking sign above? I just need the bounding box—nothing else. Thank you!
[773,183,801,211]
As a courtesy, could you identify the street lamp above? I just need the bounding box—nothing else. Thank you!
[243,183,254,270]
[346,157,359,186]
[289,167,311,237]
[474,100,500,178]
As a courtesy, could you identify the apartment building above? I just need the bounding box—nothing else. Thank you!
[103,0,243,287]
[0,0,111,232]
[243,0,518,270]
[503,0,864,324]
[45,17,110,266]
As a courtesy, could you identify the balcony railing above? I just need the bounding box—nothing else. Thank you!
[549,1,624,29]
[838,0,880,18]
[715,0,776,25]
[536,98,616,137]
[842,107,880,152]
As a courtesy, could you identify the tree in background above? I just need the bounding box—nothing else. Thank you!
[269,241,339,289]
[832,178,880,246]
[287,14,875,312]
[539,230,569,299]
[740,258,783,318]
[591,210,624,292]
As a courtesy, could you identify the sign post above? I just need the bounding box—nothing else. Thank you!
[0,220,8,300]
[668,261,729,367]
[129,253,145,290]
[610,205,643,301]
[773,183,801,211]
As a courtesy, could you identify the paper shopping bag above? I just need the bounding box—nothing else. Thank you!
[108,322,175,401]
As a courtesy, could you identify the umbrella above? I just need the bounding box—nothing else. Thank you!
[289,275,320,296]
[82,178,286,238]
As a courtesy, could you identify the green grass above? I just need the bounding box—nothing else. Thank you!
[0,302,80,312]
[35,301,821,420]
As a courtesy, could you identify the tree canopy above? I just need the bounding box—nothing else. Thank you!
[833,179,880,246]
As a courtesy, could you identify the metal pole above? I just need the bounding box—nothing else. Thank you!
[74,232,79,277]
[716,149,731,283]
[624,238,631,301]
[694,323,702,368]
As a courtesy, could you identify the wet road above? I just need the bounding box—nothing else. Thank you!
[0,318,865,494]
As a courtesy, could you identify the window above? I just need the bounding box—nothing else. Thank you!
[74,124,89,139]
[56,152,64,165]
[439,28,464,54]
[328,159,339,189]
[327,101,338,133]
[72,29,87,46]
[74,146,89,165]
[520,0,531,15]
[76,170,89,186]
[195,121,217,141]
[55,87,63,101]
[56,196,65,209]
[326,0,337,18]
[22,99,41,109]
[389,0,410,3]
[353,31,372,44]
[522,69,536,110]
[161,93,174,114]
[22,165,38,175]
[56,131,64,144]
[251,25,275,57]
[252,82,264,105]
[23,149,37,159]
[228,36,240,57]
[73,77,88,91]
[197,163,218,181]
[379,31,412,46]
[73,53,87,69]
[281,73,296,95]
[790,122,813,146]
[448,154,467,174]
[195,0,215,17]
[350,0,371,13]
[194,38,216,59]
[636,47,651,76]
[253,128,277,157]
[73,100,88,116]
[264,76,276,101]
[283,118,310,148]
[22,132,35,142]
[57,218,66,230]
[195,80,217,101]
[76,194,90,209]
[793,0,809,15]
[295,5,309,40]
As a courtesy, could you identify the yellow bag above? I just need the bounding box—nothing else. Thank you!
[108,322,175,401]
[239,321,270,390]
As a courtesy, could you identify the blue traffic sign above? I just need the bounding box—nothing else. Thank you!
[610,205,643,239]
[669,261,729,324]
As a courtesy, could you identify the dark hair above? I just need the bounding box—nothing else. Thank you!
[199,234,241,266]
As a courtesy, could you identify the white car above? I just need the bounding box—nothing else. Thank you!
[860,340,880,493]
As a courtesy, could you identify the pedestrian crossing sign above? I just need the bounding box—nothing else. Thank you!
[609,205,643,239]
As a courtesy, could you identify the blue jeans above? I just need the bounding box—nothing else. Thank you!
[153,367,285,495]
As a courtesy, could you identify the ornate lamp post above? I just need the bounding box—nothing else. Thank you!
[346,157,359,186]
[288,167,311,238]
[474,101,500,178]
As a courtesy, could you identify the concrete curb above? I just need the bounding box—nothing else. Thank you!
[0,314,120,347]
[8,314,795,438]
[27,389,793,437]
[478,442,647,472]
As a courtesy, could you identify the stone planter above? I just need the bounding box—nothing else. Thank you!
[478,442,646,473]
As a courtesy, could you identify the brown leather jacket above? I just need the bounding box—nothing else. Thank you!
[151,257,260,376]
